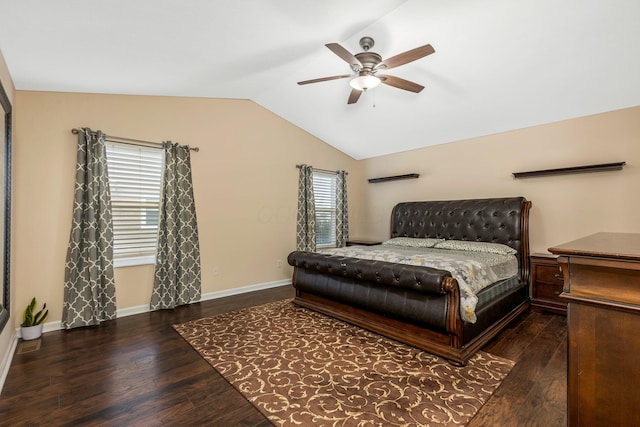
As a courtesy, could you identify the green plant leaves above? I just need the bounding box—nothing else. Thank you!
[21,298,48,327]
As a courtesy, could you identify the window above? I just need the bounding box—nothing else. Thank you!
[105,142,164,267]
[313,171,337,248]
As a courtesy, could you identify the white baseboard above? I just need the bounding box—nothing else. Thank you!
[1,278,291,395]
[99,279,292,319]
[200,279,290,302]
[0,328,18,396]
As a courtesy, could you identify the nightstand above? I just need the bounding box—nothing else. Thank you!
[530,253,567,314]
[346,239,382,246]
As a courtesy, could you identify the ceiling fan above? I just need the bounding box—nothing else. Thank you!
[297,36,435,104]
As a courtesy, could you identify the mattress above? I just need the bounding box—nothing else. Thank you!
[318,244,519,323]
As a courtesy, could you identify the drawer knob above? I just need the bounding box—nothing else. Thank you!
[554,273,563,280]
[554,291,561,296]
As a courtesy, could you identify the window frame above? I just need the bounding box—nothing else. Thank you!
[105,141,164,268]
[312,171,338,249]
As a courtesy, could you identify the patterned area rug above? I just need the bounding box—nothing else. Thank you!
[173,300,514,426]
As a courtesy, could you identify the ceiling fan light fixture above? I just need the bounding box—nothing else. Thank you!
[349,74,381,91]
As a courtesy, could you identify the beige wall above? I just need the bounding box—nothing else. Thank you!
[9,88,640,330]
[13,91,364,326]
[0,49,15,359]
[358,106,640,253]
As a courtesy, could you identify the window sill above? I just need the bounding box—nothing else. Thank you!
[114,256,156,268]
[316,245,337,250]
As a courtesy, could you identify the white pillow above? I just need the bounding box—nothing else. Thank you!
[382,237,444,248]
[434,240,517,255]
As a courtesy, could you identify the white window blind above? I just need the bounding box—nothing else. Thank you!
[105,142,164,267]
[313,171,337,248]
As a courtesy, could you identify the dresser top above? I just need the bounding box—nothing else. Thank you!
[548,232,640,261]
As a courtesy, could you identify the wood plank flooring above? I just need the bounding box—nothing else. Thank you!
[0,286,567,426]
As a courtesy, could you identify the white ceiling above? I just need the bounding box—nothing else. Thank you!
[1,0,639,159]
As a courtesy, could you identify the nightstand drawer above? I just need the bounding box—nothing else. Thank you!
[533,281,563,301]
[530,254,567,314]
[534,264,564,285]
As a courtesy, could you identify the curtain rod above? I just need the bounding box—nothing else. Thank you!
[71,128,199,152]
[296,164,348,175]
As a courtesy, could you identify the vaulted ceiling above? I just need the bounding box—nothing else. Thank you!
[1,0,638,159]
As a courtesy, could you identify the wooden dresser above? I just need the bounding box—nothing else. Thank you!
[549,232,640,427]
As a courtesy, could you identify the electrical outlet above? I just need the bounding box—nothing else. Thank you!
[276,259,282,268]
[212,266,220,276]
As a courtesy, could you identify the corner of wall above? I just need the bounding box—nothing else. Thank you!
[0,47,16,104]
[0,326,18,395]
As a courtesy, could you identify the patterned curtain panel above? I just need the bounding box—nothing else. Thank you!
[150,142,201,310]
[62,128,116,329]
[296,164,316,251]
[335,170,349,247]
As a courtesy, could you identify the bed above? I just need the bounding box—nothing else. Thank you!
[287,197,532,365]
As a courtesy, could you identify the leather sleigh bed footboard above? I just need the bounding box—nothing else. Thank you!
[288,197,532,365]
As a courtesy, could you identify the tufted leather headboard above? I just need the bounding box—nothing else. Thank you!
[390,197,532,283]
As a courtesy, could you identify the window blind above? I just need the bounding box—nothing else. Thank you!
[313,171,337,248]
[105,142,164,266]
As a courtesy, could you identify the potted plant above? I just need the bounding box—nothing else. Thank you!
[20,297,48,340]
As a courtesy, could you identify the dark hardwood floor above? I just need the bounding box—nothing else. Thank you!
[0,286,567,426]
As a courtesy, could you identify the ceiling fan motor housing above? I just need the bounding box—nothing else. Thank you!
[354,52,382,73]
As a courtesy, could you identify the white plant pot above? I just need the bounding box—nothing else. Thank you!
[21,324,43,341]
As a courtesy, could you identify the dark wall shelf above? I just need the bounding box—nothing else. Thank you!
[513,162,626,179]
[368,173,420,184]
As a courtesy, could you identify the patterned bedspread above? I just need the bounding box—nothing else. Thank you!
[318,245,518,323]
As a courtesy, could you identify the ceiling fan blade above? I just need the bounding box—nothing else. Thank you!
[325,43,363,69]
[347,89,362,104]
[377,44,435,70]
[297,74,352,85]
[379,75,424,93]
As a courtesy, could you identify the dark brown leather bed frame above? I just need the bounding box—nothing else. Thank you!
[288,197,532,365]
